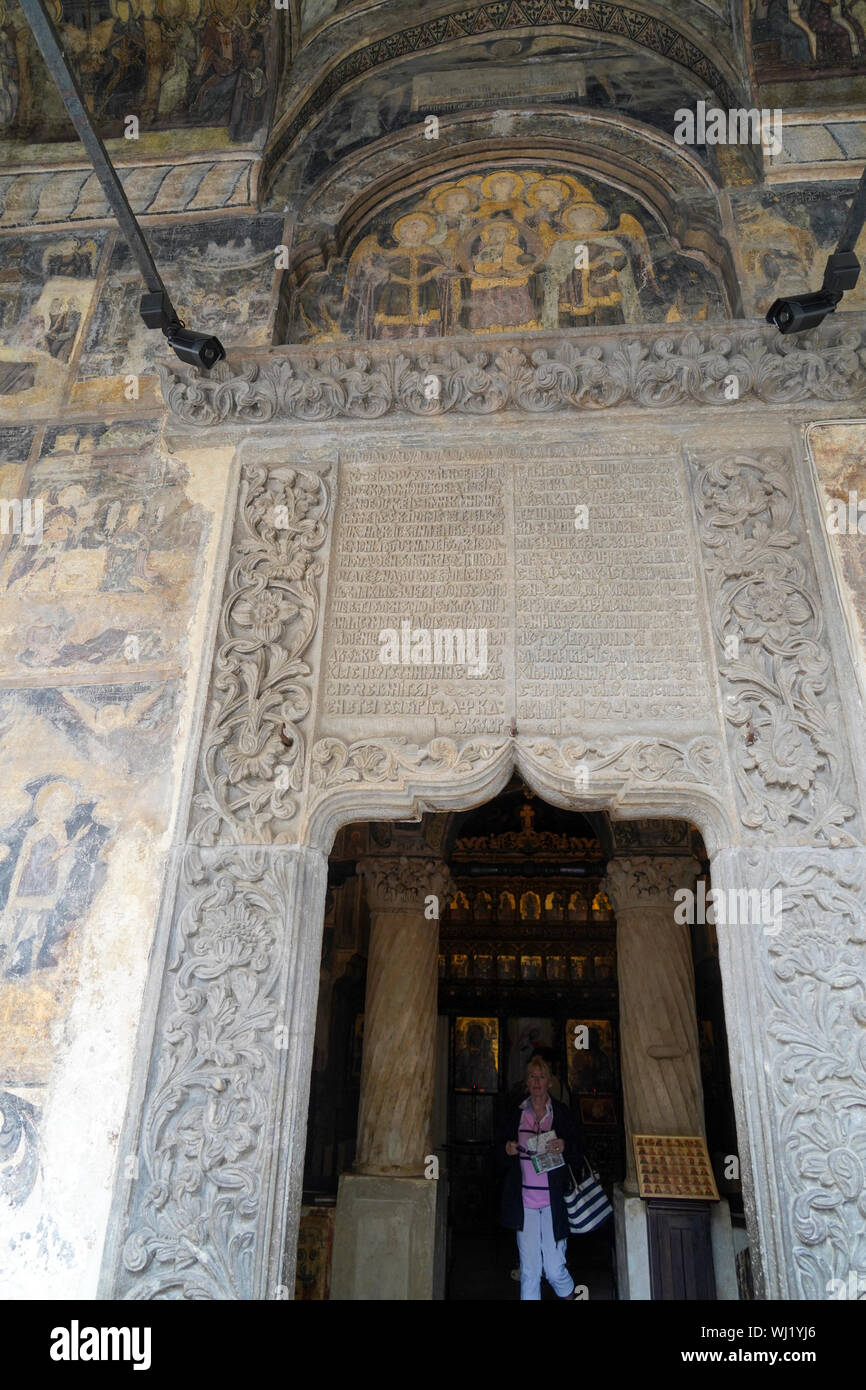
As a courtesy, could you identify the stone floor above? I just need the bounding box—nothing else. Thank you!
[446,1227,617,1301]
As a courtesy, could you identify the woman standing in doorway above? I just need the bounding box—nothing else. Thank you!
[495,1055,584,1300]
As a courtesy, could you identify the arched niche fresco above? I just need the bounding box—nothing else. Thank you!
[285,167,730,342]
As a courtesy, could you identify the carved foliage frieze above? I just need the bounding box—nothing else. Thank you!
[690,451,861,846]
[192,463,331,846]
[157,322,866,427]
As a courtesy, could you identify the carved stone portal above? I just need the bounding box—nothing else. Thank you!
[102,384,866,1302]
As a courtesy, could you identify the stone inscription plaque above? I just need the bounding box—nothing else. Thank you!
[321,459,511,738]
[318,448,715,740]
[516,457,715,731]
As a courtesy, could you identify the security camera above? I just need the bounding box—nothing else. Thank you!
[139,291,225,370]
[164,326,226,370]
[766,250,860,336]
[765,290,841,335]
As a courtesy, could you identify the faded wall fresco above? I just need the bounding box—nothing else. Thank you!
[0,232,106,421]
[0,0,273,143]
[288,169,728,343]
[292,33,717,193]
[751,0,866,102]
[733,183,866,317]
[0,217,281,419]
[809,422,866,670]
[0,421,224,1294]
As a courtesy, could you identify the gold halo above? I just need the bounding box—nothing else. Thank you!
[563,202,607,233]
[431,184,479,213]
[526,177,573,209]
[480,170,525,201]
[392,212,436,241]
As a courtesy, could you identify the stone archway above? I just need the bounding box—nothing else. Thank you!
[99,323,866,1302]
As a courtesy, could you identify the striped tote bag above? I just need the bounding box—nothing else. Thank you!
[564,1160,613,1234]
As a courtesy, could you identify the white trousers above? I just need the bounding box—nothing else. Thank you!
[516,1204,574,1301]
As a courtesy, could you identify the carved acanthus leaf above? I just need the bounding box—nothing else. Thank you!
[604,855,700,911]
[359,855,455,911]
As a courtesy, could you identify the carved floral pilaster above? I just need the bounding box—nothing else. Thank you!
[114,844,327,1300]
[191,462,331,847]
[689,449,862,847]
[712,846,866,1299]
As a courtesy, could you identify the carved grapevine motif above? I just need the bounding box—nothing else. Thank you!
[120,849,291,1299]
[748,852,866,1298]
[523,734,724,788]
[692,451,859,846]
[157,322,866,426]
[309,735,504,792]
[192,463,330,845]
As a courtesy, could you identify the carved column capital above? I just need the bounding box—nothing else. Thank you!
[603,854,701,914]
[359,855,455,914]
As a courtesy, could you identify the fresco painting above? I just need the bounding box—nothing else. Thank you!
[0,233,106,419]
[0,0,272,143]
[295,34,715,193]
[75,215,281,398]
[751,0,866,94]
[288,169,727,342]
[735,184,866,316]
[0,424,211,1104]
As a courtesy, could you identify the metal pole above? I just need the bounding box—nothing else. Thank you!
[18,0,178,318]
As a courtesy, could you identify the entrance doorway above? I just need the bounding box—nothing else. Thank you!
[294,778,742,1300]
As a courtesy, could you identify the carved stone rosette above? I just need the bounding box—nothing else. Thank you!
[689,448,862,847]
[191,462,331,846]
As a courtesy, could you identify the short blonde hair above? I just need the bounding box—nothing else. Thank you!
[525,1054,553,1084]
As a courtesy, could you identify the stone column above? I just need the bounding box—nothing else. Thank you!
[330,852,453,1300]
[602,854,732,1299]
[354,855,453,1174]
[604,854,705,1188]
